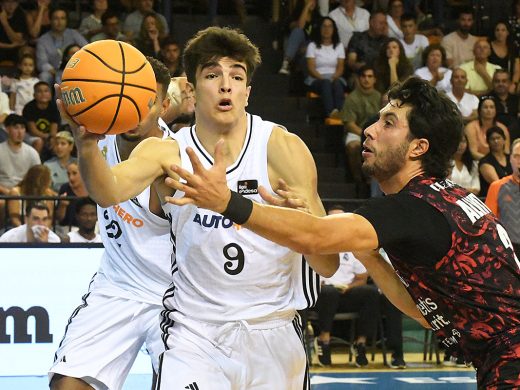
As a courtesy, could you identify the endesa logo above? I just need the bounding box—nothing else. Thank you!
[0,306,53,344]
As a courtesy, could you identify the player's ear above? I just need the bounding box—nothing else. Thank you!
[245,85,251,106]
[409,138,429,158]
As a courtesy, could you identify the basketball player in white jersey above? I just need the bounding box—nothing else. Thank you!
[58,27,339,389]
[49,58,173,390]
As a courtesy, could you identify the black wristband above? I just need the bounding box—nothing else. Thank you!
[222,191,253,225]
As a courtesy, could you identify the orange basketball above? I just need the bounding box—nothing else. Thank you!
[60,40,156,135]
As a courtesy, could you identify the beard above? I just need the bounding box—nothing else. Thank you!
[361,140,409,182]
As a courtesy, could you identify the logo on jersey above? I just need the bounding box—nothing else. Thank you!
[237,180,258,195]
[185,382,199,390]
[112,204,144,228]
[193,213,234,229]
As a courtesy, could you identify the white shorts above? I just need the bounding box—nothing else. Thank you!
[157,313,309,390]
[345,132,361,146]
[49,286,164,390]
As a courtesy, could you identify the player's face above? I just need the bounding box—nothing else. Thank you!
[194,57,251,128]
[361,100,413,182]
[54,138,73,158]
[76,204,97,231]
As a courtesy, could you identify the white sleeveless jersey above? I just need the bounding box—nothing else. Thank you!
[162,114,319,323]
[96,122,173,304]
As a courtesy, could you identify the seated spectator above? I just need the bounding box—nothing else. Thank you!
[25,0,51,44]
[465,96,510,160]
[460,40,501,97]
[78,0,107,41]
[314,205,380,367]
[161,77,195,131]
[399,13,429,70]
[414,44,452,94]
[0,202,60,243]
[8,54,40,116]
[0,89,9,128]
[91,11,127,42]
[449,134,480,195]
[446,68,478,123]
[340,65,380,183]
[7,164,56,227]
[489,69,520,142]
[278,0,321,75]
[55,161,88,231]
[160,36,185,77]
[22,81,60,158]
[346,11,388,72]
[134,11,167,59]
[44,131,76,192]
[36,7,87,85]
[374,37,413,93]
[486,139,520,257]
[305,16,346,118]
[328,0,369,50]
[386,0,404,40]
[123,0,169,42]
[489,21,520,94]
[62,197,101,243]
[479,126,512,197]
[441,7,478,69]
[55,44,81,85]
[0,0,28,66]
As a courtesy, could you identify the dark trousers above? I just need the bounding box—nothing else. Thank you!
[315,284,380,341]
[309,78,345,115]
[380,295,404,356]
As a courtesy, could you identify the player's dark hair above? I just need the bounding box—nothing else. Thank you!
[183,26,261,86]
[146,56,171,99]
[74,197,97,215]
[387,76,463,179]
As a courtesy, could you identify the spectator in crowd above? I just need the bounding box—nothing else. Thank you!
[449,134,480,195]
[25,0,51,43]
[489,69,520,142]
[55,43,81,85]
[486,138,520,257]
[305,16,346,119]
[160,36,184,77]
[328,0,369,50]
[399,13,429,70]
[341,65,380,183]
[0,0,28,65]
[479,126,513,197]
[207,0,247,26]
[44,130,76,192]
[460,40,501,97]
[347,11,388,72]
[0,202,60,243]
[123,0,169,42]
[441,7,478,69]
[22,81,60,158]
[8,54,40,116]
[55,161,88,231]
[489,21,520,95]
[0,87,9,126]
[78,0,107,41]
[91,10,126,42]
[314,205,380,367]
[508,0,520,54]
[465,96,510,160]
[7,163,56,227]
[278,0,321,75]
[62,197,101,243]
[134,11,167,59]
[386,0,404,40]
[446,68,478,123]
[374,37,413,93]
[36,7,87,85]
[414,44,452,94]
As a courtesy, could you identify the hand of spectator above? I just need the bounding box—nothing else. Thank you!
[305,0,316,11]
[0,9,8,25]
[32,225,50,242]
[147,27,159,42]
[388,56,399,68]
[37,0,51,9]
[58,192,70,209]
[259,178,310,214]
[474,61,487,77]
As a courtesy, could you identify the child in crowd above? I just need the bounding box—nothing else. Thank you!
[9,55,40,115]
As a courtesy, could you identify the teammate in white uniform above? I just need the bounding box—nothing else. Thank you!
[59,27,338,389]
[49,58,173,390]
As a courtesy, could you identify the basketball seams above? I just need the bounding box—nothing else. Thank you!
[59,78,156,93]
[104,42,127,134]
[83,47,148,74]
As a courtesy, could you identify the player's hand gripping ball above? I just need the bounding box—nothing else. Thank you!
[60,40,157,135]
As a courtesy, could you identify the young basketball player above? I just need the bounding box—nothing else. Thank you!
[169,76,520,389]
[56,27,338,389]
[49,58,173,390]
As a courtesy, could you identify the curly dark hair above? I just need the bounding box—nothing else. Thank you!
[421,44,447,68]
[387,76,464,178]
[310,17,341,49]
[183,26,261,86]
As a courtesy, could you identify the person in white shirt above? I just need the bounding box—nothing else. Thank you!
[64,197,102,243]
[449,134,480,195]
[399,13,429,70]
[446,68,479,122]
[328,0,370,49]
[386,0,404,39]
[0,203,60,243]
[414,44,452,94]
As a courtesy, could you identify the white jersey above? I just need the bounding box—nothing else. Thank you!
[162,113,319,324]
[95,123,174,304]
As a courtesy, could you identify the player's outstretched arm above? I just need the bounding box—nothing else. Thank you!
[165,141,379,257]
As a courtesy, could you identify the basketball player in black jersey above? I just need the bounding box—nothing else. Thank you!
[167,76,520,389]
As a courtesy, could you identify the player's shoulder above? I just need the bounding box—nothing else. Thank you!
[132,135,179,159]
[268,125,305,152]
